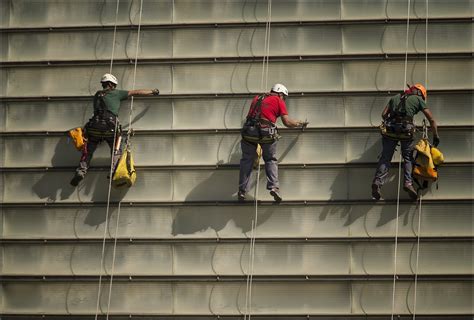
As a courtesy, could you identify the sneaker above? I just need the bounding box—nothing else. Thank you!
[237,190,246,202]
[70,173,84,187]
[403,183,418,200]
[269,188,282,203]
[371,184,381,200]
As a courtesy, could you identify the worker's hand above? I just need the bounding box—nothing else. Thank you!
[152,88,160,96]
[299,121,309,129]
[433,135,440,147]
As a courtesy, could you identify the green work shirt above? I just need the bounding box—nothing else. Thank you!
[94,89,129,116]
[388,93,426,118]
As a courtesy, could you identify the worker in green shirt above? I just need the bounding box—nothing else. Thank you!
[372,84,440,200]
[70,73,159,186]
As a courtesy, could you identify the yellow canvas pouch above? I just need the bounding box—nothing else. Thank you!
[413,138,438,181]
[112,150,137,188]
[68,127,85,150]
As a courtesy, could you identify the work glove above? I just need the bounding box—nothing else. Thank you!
[152,88,160,96]
[433,135,440,147]
[299,121,309,129]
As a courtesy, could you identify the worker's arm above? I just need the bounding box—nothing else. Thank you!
[281,115,307,128]
[381,105,390,120]
[422,108,440,145]
[128,89,159,97]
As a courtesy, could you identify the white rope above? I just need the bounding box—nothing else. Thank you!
[412,175,423,319]
[94,121,120,320]
[94,0,121,317]
[127,0,145,137]
[244,164,261,320]
[413,4,429,318]
[402,0,411,89]
[103,0,145,318]
[109,0,120,73]
[244,1,272,319]
[391,1,411,318]
[106,201,122,319]
[390,151,402,320]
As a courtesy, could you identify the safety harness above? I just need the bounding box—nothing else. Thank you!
[85,89,120,138]
[380,93,416,141]
[241,94,280,144]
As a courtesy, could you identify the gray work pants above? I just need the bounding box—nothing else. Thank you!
[75,134,120,177]
[239,139,279,193]
[373,136,415,187]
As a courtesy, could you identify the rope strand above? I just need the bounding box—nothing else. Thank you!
[109,0,121,73]
[245,1,272,319]
[94,0,121,317]
[391,1,411,318]
[413,4,429,318]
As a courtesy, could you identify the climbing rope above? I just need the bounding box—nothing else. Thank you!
[93,0,144,318]
[412,2,429,318]
[391,0,412,318]
[109,0,121,73]
[104,0,145,318]
[94,0,121,318]
[244,1,272,319]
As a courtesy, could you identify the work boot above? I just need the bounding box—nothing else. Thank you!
[270,188,282,203]
[371,184,381,200]
[403,183,418,200]
[70,172,85,187]
[238,190,246,202]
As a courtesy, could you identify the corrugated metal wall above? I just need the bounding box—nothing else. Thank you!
[0,0,472,319]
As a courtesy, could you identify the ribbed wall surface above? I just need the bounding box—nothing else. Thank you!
[0,0,472,319]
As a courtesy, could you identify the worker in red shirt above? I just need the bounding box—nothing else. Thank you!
[238,83,308,202]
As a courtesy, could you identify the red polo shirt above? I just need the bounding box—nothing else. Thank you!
[246,93,288,124]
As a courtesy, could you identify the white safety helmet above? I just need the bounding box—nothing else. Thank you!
[100,73,118,85]
[271,83,289,96]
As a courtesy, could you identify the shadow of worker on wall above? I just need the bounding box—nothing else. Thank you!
[171,130,304,236]
[32,136,129,228]
[171,136,277,236]
[319,133,414,228]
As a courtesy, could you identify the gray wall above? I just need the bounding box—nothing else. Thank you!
[0,0,472,318]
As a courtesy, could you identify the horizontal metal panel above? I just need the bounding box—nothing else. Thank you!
[341,0,472,19]
[2,129,471,167]
[1,93,472,132]
[2,203,472,239]
[2,166,472,203]
[0,281,471,315]
[1,242,471,276]
[2,0,472,28]
[2,60,472,97]
[343,23,472,54]
[3,23,471,62]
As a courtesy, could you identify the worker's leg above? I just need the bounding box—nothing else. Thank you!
[401,139,418,199]
[261,140,279,191]
[71,136,101,185]
[400,139,415,185]
[238,139,257,193]
[373,136,398,187]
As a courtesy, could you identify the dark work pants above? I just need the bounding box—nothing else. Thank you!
[373,136,415,187]
[239,139,279,193]
[75,134,118,177]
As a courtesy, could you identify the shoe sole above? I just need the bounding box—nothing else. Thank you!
[371,185,381,200]
[270,190,282,203]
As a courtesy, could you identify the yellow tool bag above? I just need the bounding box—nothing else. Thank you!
[112,149,137,188]
[412,138,444,189]
[68,127,85,150]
